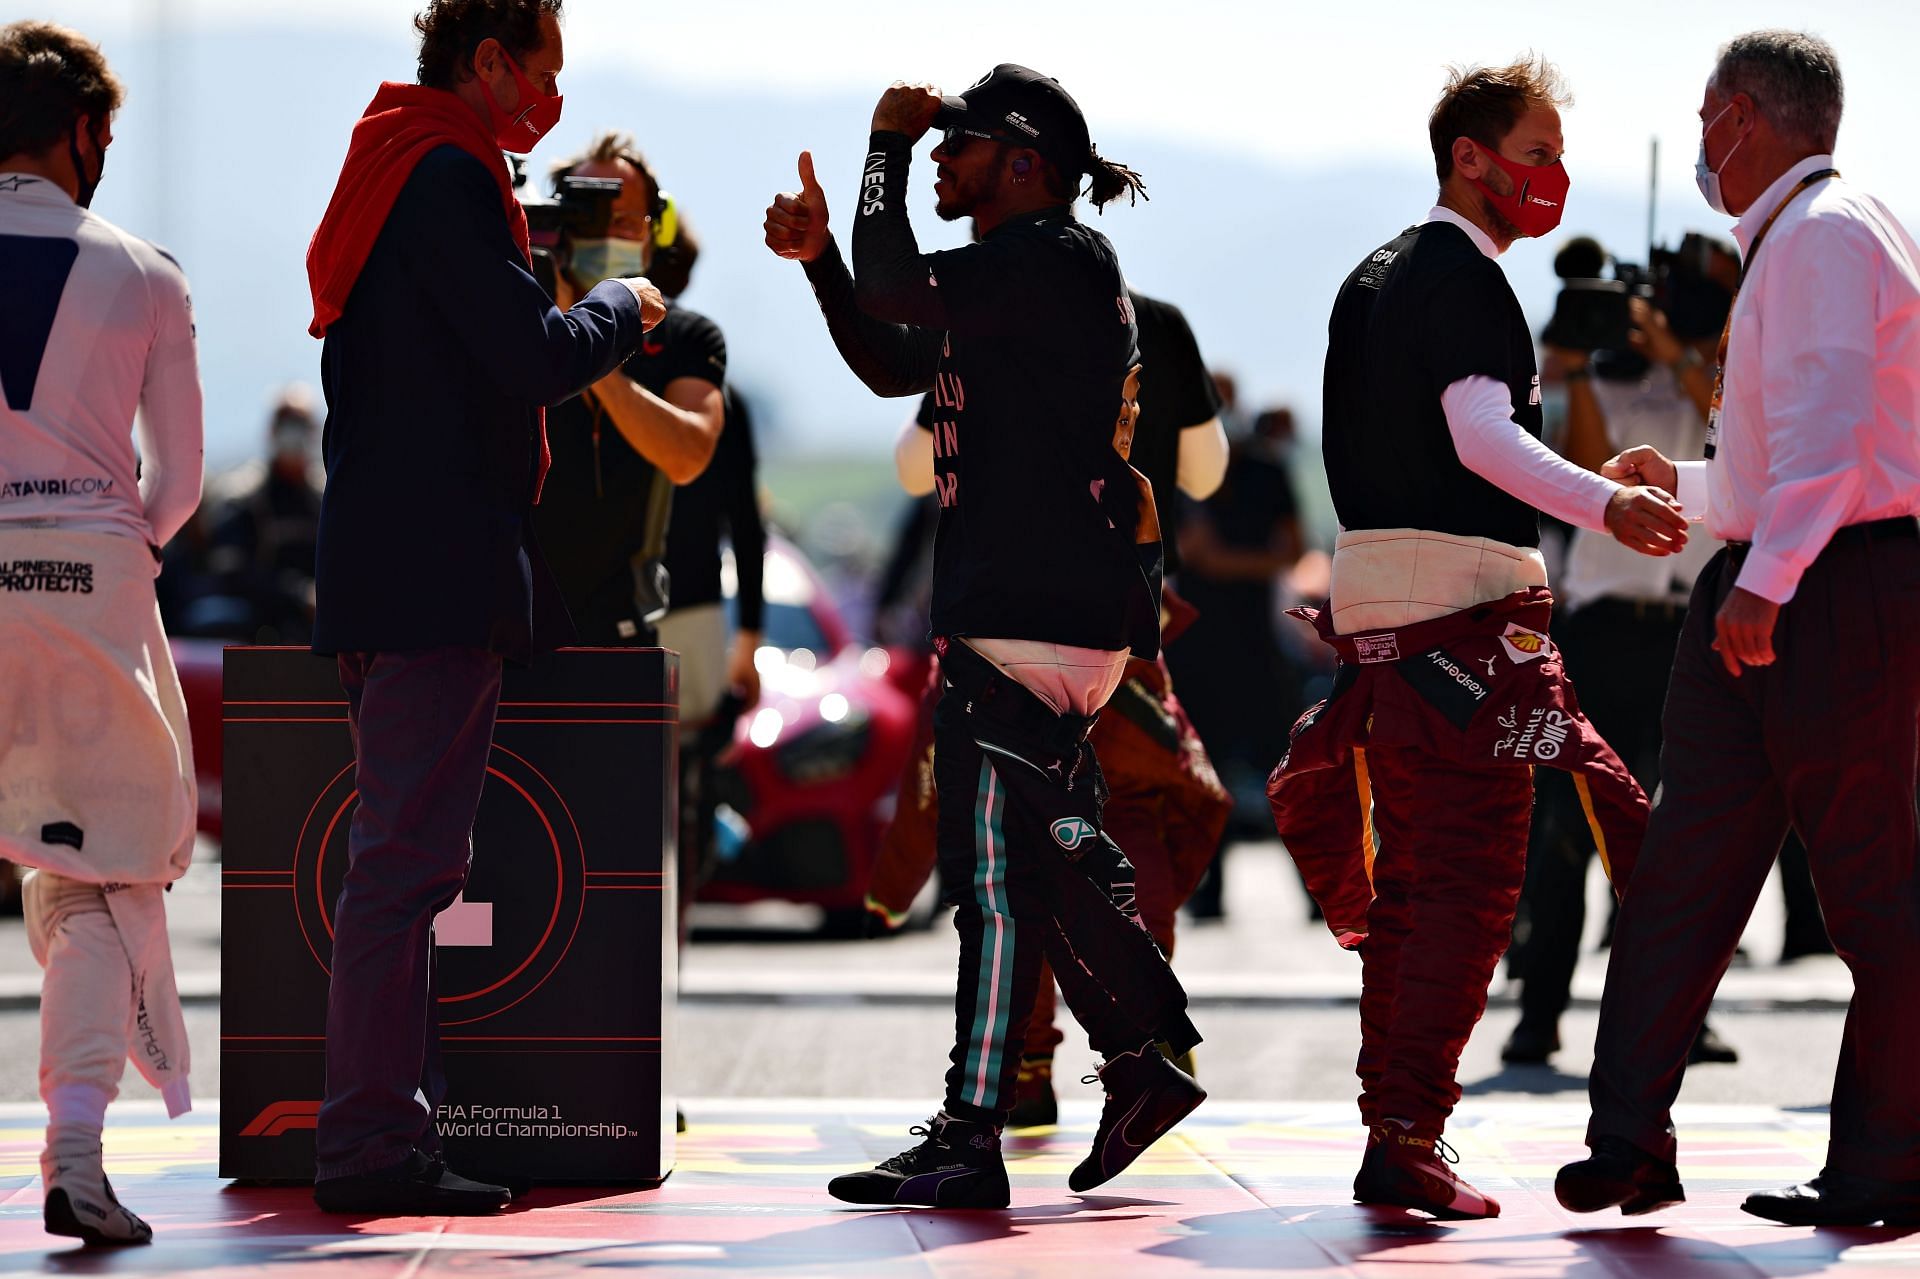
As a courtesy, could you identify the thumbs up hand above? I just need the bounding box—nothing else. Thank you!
[765,150,831,263]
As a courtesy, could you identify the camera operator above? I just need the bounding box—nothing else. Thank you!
[0,20,202,1247]
[765,64,1205,1208]
[534,131,727,648]
[304,0,663,1217]
[206,387,326,644]
[1504,236,1731,1068]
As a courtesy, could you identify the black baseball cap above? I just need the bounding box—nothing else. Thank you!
[935,64,1093,181]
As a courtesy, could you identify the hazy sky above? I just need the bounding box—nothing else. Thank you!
[49,0,1920,222]
[28,0,1920,466]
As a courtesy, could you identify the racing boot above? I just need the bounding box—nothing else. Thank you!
[42,1134,152,1246]
[1158,1041,1197,1080]
[1008,1056,1058,1129]
[1068,1044,1206,1192]
[1352,1119,1501,1220]
[827,1112,1009,1209]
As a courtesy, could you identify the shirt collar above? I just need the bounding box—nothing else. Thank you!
[1733,154,1835,253]
[0,172,73,205]
[989,203,1074,237]
[1423,205,1502,260]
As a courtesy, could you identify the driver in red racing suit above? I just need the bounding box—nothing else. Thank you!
[1268,59,1690,1219]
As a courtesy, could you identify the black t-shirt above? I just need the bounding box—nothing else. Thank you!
[804,135,1150,654]
[1128,290,1221,577]
[1321,220,1541,546]
[534,303,726,640]
[911,287,1218,581]
[663,384,766,629]
[922,214,1147,653]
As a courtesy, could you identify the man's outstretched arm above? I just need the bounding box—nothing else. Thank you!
[766,151,941,398]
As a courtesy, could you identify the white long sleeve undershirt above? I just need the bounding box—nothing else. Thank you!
[895,417,936,496]
[1441,374,1618,533]
[1175,417,1229,498]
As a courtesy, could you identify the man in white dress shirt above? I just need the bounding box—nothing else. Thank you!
[1558,29,1920,1227]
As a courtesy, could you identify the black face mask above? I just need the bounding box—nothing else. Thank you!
[68,122,105,208]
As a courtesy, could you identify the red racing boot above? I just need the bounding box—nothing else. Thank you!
[1352,1119,1501,1220]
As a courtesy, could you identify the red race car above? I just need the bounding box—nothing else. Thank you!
[159,536,926,934]
[701,536,924,934]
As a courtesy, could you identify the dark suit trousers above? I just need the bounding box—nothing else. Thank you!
[1587,528,1920,1180]
[1514,599,1683,1026]
[315,647,504,1180]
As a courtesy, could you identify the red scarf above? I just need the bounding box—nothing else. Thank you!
[307,82,550,499]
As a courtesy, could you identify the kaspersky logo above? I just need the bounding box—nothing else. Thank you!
[240,1100,321,1137]
[1049,817,1095,851]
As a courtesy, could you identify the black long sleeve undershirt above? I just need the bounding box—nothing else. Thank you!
[849,131,953,329]
[800,235,941,398]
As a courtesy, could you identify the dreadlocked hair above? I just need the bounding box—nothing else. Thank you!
[1085,150,1147,212]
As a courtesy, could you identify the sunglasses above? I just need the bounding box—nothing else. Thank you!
[940,126,1013,156]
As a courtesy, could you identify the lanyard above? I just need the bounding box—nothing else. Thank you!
[1704,168,1839,458]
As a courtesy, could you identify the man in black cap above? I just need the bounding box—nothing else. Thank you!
[765,64,1204,1209]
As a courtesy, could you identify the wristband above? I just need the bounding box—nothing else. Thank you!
[1564,366,1593,382]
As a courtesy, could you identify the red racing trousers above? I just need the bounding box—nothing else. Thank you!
[1269,590,1649,1137]
[1353,746,1533,1131]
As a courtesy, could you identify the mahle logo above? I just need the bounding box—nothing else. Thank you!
[1050,817,1095,851]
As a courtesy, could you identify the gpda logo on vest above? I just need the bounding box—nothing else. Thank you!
[1050,817,1096,851]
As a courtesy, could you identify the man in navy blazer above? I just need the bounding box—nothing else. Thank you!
[303,0,663,1217]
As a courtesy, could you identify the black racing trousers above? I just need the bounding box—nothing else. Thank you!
[933,641,1201,1124]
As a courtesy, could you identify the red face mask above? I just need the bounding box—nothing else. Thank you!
[1471,145,1569,239]
[484,49,563,153]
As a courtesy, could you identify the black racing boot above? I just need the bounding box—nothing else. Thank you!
[1068,1044,1206,1192]
[1353,1120,1502,1220]
[1008,1057,1059,1129]
[827,1113,1010,1209]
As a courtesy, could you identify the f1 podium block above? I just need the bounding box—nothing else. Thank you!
[218,647,678,1184]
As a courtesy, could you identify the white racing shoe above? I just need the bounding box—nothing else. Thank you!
[42,1146,153,1246]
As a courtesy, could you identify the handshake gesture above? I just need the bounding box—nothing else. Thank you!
[1605,443,1779,676]
[1599,446,1689,558]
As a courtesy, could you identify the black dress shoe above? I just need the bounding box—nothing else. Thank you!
[1742,1169,1920,1226]
[1778,928,1835,963]
[315,1150,512,1216]
[1501,1022,1560,1064]
[1555,1135,1685,1216]
[1688,1022,1739,1065]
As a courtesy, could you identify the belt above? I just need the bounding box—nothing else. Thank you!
[1727,515,1919,559]
[1587,597,1686,623]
